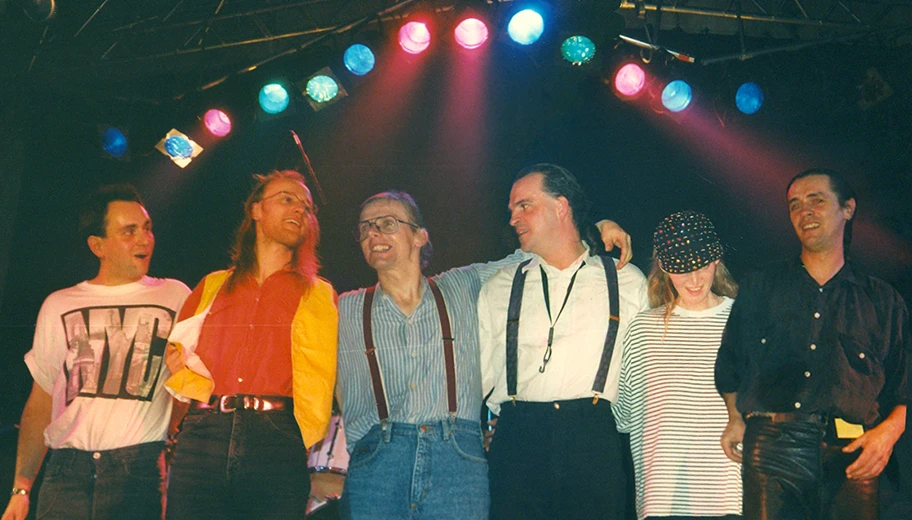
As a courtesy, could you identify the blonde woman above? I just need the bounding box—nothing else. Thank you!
[615,211,741,520]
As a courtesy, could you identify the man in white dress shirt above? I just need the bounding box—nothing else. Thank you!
[479,163,648,520]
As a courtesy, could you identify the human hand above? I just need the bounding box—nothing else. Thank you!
[720,415,745,463]
[595,220,632,269]
[164,342,186,374]
[2,493,29,520]
[483,417,498,452]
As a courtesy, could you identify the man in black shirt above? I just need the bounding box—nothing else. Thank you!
[715,168,909,519]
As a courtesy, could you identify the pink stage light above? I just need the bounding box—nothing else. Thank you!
[454,18,489,49]
[203,109,232,137]
[399,21,431,54]
[614,63,646,97]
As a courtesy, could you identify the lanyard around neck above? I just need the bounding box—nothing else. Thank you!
[538,261,586,373]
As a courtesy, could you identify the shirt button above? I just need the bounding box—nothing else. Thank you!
[409,383,417,389]
[809,344,816,351]
[760,338,766,344]
[238,377,243,383]
[813,312,821,319]
[805,371,811,378]
[858,352,865,359]
[794,402,802,409]
[553,402,560,410]
[411,351,417,358]
[93,452,101,460]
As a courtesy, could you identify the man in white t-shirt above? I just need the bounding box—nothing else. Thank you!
[2,184,189,520]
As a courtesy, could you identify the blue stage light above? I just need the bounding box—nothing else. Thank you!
[662,80,693,113]
[344,44,376,76]
[508,9,544,45]
[101,127,128,158]
[736,82,764,114]
[259,83,289,114]
[163,135,193,159]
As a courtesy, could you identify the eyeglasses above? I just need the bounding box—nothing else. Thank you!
[355,215,419,242]
[261,191,313,213]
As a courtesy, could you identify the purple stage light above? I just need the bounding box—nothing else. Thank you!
[203,109,232,137]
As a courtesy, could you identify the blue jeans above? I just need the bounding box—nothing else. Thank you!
[165,409,310,520]
[36,441,165,520]
[340,418,490,519]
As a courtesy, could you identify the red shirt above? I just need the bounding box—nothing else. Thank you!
[179,270,308,396]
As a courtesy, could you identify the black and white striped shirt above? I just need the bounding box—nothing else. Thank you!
[615,297,742,520]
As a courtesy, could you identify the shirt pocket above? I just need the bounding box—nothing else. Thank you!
[837,332,878,377]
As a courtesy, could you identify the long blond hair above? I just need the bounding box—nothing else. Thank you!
[647,258,738,326]
[226,170,320,292]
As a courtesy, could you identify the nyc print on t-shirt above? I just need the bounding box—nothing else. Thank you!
[60,305,176,404]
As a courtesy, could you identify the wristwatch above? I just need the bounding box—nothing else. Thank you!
[10,488,29,497]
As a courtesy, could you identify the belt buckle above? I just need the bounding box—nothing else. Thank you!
[218,395,236,413]
[242,395,261,411]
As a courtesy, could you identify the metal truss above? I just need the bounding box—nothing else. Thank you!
[5,0,911,100]
[617,0,912,63]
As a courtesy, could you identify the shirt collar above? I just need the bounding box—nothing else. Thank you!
[792,255,863,288]
[522,242,594,274]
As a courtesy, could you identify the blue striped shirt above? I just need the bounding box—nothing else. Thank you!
[337,251,527,449]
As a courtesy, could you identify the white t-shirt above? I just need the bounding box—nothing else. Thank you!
[25,276,190,451]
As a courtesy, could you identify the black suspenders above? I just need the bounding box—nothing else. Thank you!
[504,254,620,403]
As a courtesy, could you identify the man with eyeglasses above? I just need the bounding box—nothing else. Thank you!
[478,164,649,519]
[334,190,631,518]
[163,170,338,520]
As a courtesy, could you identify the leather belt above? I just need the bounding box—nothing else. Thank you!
[191,394,293,413]
[746,411,826,424]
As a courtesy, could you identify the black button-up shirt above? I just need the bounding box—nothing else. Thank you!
[715,258,910,426]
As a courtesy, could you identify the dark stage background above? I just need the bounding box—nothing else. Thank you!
[1,0,911,510]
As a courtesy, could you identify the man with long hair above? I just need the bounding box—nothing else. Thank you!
[716,168,909,519]
[164,170,338,520]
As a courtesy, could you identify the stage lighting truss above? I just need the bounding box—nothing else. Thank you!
[155,129,203,168]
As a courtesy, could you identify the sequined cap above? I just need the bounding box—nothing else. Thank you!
[653,211,723,274]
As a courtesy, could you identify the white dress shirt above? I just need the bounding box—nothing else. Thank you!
[479,247,648,415]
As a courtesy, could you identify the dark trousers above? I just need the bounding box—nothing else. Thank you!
[165,409,310,520]
[742,416,877,520]
[36,441,165,520]
[487,398,630,520]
